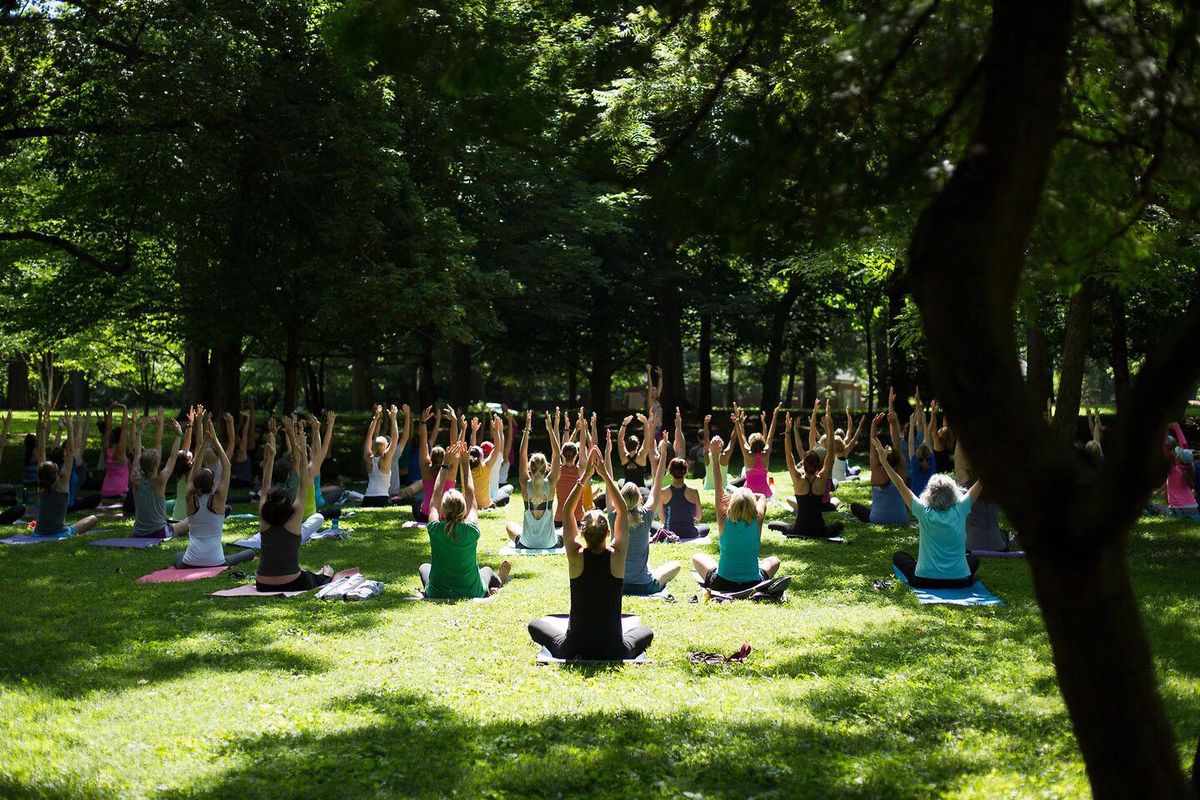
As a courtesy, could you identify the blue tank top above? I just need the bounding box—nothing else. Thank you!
[870,482,909,525]
[611,507,655,586]
[717,518,762,583]
[663,485,698,538]
[908,456,935,498]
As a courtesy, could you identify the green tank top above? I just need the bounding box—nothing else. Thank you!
[425,520,485,599]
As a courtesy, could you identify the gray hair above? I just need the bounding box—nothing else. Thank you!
[920,473,963,511]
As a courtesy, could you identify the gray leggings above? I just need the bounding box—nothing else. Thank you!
[418,563,500,594]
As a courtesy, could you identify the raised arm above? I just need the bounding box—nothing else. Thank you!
[818,405,837,479]
[967,478,985,505]
[868,413,884,477]
[672,407,685,459]
[469,416,480,448]
[594,447,626,552]
[617,416,632,463]
[604,427,615,477]
[519,411,532,490]
[153,409,165,453]
[871,437,914,508]
[210,417,233,505]
[635,412,652,461]
[561,453,592,555]
[384,405,402,460]
[397,405,411,460]
[486,416,504,468]
[647,437,669,510]
[711,437,728,527]
[461,438,478,525]
[429,440,462,524]
[258,426,278,521]
[130,414,145,489]
[783,412,801,486]
[159,419,183,484]
[292,421,310,522]
[906,414,917,460]
[54,414,74,493]
[363,406,381,465]
[808,404,819,451]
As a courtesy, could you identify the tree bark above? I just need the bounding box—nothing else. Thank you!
[352,354,372,411]
[698,312,713,415]
[886,273,914,418]
[863,309,875,412]
[1052,276,1096,440]
[69,371,88,409]
[760,279,802,410]
[725,351,737,408]
[450,342,472,408]
[282,330,301,414]
[1025,295,1054,410]
[783,348,800,408]
[1110,289,1130,412]
[6,358,30,409]
[907,1,1195,796]
[418,339,435,409]
[589,325,612,425]
[802,357,818,411]
[208,342,242,420]
[568,358,578,409]
[181,343,208,414]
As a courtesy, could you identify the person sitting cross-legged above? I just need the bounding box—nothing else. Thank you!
[870,436,983,589]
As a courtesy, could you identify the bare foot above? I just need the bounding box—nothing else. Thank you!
[497,560,511,585]
[319,565,334,577]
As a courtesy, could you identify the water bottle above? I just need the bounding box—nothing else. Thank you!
[331,515,339,530]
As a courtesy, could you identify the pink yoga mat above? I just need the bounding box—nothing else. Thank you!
[136,565,228,584]
[211,568,359,598]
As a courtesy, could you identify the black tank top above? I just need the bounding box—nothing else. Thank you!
[792,492,827,536]
[623,459,647,486]
[257,525,301,577]
[564,549,625,660]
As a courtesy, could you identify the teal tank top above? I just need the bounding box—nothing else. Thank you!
[717,518,762,583]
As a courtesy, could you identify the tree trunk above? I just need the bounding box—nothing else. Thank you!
[863,309,875,412]
[450,342,472,407]
[282,331,301,414]
[759,280,802,411]
[208,342,242,420]
[1025,295,1054,410]
[652,285,687,412]
[6,358,31,409]
[874,315,889,408]
[182,343,208,414]
[589,325,612,426]
[70,371,88,410]
[725,351,737,408]
[698,312,713,415]
[802,357,818,411]
[352,354,372,411]
[418,339,435,409]
[886,273,914,418]
[1052,276,1096,440]
[1110,290,1130,412]
[784,349,800,408]
[568,358,578,409]
[907,0,1194,795]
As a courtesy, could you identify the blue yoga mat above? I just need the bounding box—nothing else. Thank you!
[891,565,1004,606]
[1,531,74,545]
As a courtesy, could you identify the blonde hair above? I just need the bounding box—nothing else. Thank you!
[373,436,388,456]
[440,489,467,538]
[580,509,609,550]
[726,487,758,523]
[527,452,549,505]
[621,481,642,513]
[139,449,160,477]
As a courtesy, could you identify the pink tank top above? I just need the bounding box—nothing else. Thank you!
[745,452,771,498]
[420,474,455,516]
[101,448,130,498]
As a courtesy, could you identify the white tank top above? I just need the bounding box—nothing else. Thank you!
[183,493,226,567]
[366,455,391,497]
[832,458,849,482]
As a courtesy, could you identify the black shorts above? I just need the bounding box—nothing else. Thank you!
[704,569,769,593]
[256,570,332,592]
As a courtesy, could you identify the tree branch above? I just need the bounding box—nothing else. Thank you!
[0,230,130,275]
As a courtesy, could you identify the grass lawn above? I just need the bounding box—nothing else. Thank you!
[0,413,1197,799]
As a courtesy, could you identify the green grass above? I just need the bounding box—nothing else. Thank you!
[0,415,1198,799]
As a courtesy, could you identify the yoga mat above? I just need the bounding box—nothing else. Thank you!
[1,531,74,545]
[533,615,649,664]
[972,549,1025,558]
[402,521,426,529]
[400,592,497,603]
[654,534,711,546]
[136,565,228,584]
[499,545,565,556]
[233,529,344,550]
[624,586,674,601]
[225,513,257,521]
[782,534,847,543]
[91,537,162,549]
[211,568,359,598]
[891,564,1004,606]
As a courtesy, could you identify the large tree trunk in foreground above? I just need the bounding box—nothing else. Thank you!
[1052,276,1096,440]
[907,1,1195,796]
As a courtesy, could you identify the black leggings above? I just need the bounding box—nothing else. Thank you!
[850,502,871,523]
[71,495,102,511]
[175,548,257,568]
[256,570,332,592]
[650,521,710,539]
[527,616,654,661]
[768,519,844,538]
[893,551,980,589]
[363,495,393,508]
[0,504,26,525]
[418,563,500,593]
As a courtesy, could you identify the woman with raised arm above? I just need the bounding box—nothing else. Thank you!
[419,441,511,598]
[771,406,844,539]
[176,416,255,568]
[131,413,189,539]
[849,413,911,525]
[255,420,335,592]
[506,411,563,549]
[654,445,709,542]
[872,437,983,588]
[693,438,780,593]
[34,412,99,537]
[469,415,511,511]
[828,408,865,483]
[230,401,256,489]
[363,405,408,507]
[646,364,664,430]
[99,403,131,503]
[414,406,456,523]
[618,438,681,595]
[528,446,654,661]
[702,414,736,491]
[907,403,936,499]
[736,403,782,499]
[616,412,653,488]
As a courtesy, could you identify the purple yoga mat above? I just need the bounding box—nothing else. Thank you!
[91,537,162,549]
[211,568,359,598]
[136,565,228,584]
